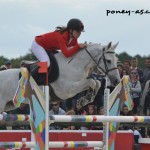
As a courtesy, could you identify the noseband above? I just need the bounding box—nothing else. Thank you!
[85,48,118,76]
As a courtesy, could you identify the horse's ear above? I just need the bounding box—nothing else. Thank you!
[108,42,112,50]
[107,42,112,49]
[112,42,119,50]
[103,42,112,52]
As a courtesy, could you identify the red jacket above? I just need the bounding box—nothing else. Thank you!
[35,31,80,57]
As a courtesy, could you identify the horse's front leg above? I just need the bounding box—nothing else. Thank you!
[70,79,101,106]
[82,79,101,106]
[70,78,98,94]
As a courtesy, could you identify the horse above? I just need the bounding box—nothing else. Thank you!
[49,42,120,105]
[0,42,120,113]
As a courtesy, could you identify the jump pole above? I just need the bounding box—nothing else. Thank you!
[0,141,103,149]
[49,115,150,123]
[1,114,150,123]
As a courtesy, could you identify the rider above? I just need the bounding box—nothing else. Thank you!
[30,18,87,84]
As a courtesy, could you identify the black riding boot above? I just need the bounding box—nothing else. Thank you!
[31,65,46,85]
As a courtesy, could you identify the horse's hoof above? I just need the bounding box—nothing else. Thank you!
[82,98,94,106]
[78,97,85,106]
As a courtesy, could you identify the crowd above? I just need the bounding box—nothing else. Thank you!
[0,57,150,143]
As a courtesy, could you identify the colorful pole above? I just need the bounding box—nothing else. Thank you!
[0,141,103,149]
[0,114,150,123]
[50,115,150,123]
[0,114,29,121]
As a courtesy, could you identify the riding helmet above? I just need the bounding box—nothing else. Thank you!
[67,18,84,32]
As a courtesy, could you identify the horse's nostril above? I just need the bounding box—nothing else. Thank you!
[114,79,119,86]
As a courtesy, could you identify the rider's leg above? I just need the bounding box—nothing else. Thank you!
[30,63,46,85]
[31,40,50,67]
[30,40,50,85]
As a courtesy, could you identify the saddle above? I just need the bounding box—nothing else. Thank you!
[21,52,59,85]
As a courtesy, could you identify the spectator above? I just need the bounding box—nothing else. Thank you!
[8,103,30,130]
[117,63,124,78]
[94,107,104,130]
[120,105,133,116]
[133,126,142,144]
[98,107,104,115]
[5,60,12,69]
[61,97,75,112]
[86,104,98,130]
[74,100,87,130]
[122,69,129,76]
[62,109,76,130]
[74,100,86,115]
[123,60,131,73]
[120,105,133,130]
[49,102,66,130]
[128,69,142,115]
[141,72,150,115]
[131,57,143,82]
[142,57,150,87]
[86,104,97,115]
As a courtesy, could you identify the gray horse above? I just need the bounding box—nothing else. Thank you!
[0,42,120,113]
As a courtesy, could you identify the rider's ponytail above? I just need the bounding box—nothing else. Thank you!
[55,26,68,34]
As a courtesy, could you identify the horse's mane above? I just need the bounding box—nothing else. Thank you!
[86,43,101,48]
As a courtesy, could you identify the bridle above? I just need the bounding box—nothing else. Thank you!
[85,47,118,76]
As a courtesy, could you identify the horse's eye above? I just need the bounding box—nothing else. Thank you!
[107,60,111,63]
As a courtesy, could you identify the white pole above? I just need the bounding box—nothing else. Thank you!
[49,115,150,123]
[0,141,103,148]
[102,77,110,150]
[0,114,149,123]
[44,85,49,150]
[30,131,35,150]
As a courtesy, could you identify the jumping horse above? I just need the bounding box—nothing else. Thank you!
[0,42,120,112]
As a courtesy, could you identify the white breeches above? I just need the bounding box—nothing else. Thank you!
[31,40,50,67]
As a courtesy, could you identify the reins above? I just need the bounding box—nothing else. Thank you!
[85,47,118,76]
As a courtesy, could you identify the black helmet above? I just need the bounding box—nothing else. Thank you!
[67,18,84,32]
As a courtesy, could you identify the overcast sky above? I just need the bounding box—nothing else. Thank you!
[0,0,150,59]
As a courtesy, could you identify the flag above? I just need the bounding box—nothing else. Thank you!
[13,68,47,150]
[108,75,133,150]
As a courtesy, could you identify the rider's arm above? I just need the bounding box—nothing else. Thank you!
[57,37,80,58]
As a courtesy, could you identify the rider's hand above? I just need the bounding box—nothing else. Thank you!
[78,43,87,49]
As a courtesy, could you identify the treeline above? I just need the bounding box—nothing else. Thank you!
[0,51,149,69]
[0,53,37,68]
[116,52,147,69]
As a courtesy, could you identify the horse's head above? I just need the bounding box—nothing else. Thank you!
[85,42,121,86]
[13,68,30,107]
[97,42,120,86]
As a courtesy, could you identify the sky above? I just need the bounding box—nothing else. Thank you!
[0,0,150,59]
